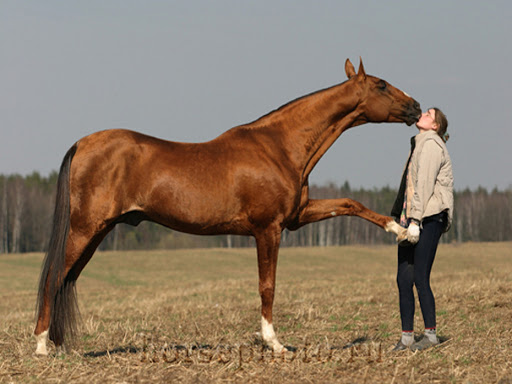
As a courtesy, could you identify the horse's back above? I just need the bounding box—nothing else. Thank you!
[76,128,174,153]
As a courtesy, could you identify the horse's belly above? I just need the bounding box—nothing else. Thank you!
[144,189,250,236]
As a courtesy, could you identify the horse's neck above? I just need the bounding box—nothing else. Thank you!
[248,81,363,180]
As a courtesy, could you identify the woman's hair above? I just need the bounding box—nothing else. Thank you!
[432,107,449,142]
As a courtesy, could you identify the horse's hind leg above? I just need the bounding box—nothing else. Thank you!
[35,237,83,356]
[35,226,112,356]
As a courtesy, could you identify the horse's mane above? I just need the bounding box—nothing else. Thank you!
[242,81,347,129]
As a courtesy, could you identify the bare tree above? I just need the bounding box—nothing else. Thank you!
[0,178,7,253]
[0,170,511,251]
[10,177,25,253]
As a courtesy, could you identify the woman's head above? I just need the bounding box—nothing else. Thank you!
[416,107,449,142]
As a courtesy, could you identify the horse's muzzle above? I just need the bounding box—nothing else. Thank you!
[403,100,421,126]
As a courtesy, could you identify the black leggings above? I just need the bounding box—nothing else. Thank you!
[397,212,445,331]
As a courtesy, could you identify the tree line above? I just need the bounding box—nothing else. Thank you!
[1,173,511,253]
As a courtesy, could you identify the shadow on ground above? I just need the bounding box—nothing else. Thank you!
[82,336,377,358]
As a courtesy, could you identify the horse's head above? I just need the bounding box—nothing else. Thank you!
[345,58,421,126]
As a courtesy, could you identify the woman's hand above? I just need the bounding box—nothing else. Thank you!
[407,222,420,244]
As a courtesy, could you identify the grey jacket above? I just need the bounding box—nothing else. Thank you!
[406,130,454,232]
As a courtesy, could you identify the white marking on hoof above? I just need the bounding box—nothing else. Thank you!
[385,220,401,235]
[35,330,48,356]
[396,228,408,243]
[385,220,407,242]
[261,317,285,352]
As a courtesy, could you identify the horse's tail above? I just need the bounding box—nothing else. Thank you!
[36,143,78,346]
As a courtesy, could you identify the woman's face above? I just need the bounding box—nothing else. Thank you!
[416,109,438,132]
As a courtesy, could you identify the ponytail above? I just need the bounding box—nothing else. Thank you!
[432,107,449,142]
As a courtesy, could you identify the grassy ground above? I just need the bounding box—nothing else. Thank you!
[1,242,511,383]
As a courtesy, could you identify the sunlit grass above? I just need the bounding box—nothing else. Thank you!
[1,242,511,383]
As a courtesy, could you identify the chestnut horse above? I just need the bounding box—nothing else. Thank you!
[35,58,420,355]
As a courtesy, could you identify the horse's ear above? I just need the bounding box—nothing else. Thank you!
[357,57,366,80]
[345,59,356,79]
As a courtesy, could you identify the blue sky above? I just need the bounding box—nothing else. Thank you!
[1,1,511,190]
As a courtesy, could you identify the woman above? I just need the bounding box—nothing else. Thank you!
[390,107,453,351]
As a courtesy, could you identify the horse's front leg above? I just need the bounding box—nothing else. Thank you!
[295,198,406,241]
[254,226,286,353]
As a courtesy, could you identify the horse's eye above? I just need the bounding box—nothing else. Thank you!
[378,80,387,90]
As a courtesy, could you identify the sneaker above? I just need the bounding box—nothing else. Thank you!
[391,340,410,351]
[410,336,439,351]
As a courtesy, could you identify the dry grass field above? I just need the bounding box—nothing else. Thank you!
[1,242,511,383]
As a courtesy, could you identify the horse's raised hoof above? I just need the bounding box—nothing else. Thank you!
[396,227,409,244]
[385,220,407,243]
